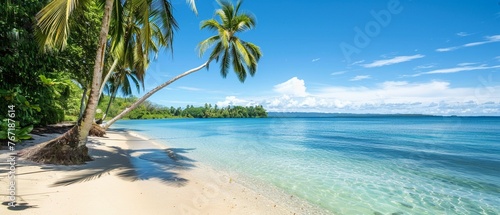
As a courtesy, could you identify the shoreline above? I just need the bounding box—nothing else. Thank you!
[124,130,331,215]
[0,129,324,214]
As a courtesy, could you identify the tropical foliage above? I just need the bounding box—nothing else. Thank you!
[100,68,141,121]
[0,119,33,143]
[0,0,88,127]
[32,0,197,154]
[3,0,263,164]
[199,0,262,82]
[103,0,262,129]
[96,96,267,119]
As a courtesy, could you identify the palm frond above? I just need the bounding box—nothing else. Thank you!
[234,0,243,14]
[128,71,142,93]
[157,0,178,53]
[243,41,262,61]
[198,0,260,81]
[198,35,220,57]
[142,22,153,57]
[208,42,224,63]
[109,0,124,52]
[150,21,166,52]
[119,73,132,96]
[242,42,258,76]
[205,42,223,70]
[233,38,251,65]
[133,31,146,80]
[231,46,247,82]
[215,9,228,25]
[220,29,230,49]
[185,0,198,15]
[103,82,111,95]
[234,14,255,32]
[200,19,222,32]
[218,0,234,25]
[220,49,230,78]
[35,0,83,50]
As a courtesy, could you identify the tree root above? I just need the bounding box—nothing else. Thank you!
[19,126,92,165]
[89,123,106,137]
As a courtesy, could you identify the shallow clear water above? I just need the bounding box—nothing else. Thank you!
[113,116,500,215]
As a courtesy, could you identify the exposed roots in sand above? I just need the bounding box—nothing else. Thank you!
[19,126,93,165]
[89,123,106,137]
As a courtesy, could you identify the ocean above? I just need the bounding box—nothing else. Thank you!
[113,116,500,214]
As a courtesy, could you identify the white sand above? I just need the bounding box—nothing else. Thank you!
[0,130,317,215]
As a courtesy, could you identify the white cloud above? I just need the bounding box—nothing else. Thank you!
[381,81,409,87]
[362,54,425,68]
[412,65,500,77]
[216,96,257,107]
[273,77,308,97]
[216,80,500,115]
[312,58,320,62]
[457,62,478,67]
[436,35,500,52]
[456,32,471,37]
[350,75,371,81]
[414,64,436,70]
[178,86,203,91]
[331,71,346,76]
[436,47,458,52]
[350,60,365,66]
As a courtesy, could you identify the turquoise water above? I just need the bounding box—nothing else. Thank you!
[113,116,500,214]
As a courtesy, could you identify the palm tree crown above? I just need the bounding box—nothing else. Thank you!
[106,67,141,97]
[35,0,195,52]
[198,0,262,82]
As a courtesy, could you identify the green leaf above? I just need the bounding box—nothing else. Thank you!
[17,94,27,103]
[31,105,41,112]
[0,89,9,95]
[18,134,32,141]
[19,125,33,136]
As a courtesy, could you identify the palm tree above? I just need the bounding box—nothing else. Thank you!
[100,67,142,122]
[103,0,262,129]
[98,1,175,99]
[24,0,116,164]
[22,0,196,164]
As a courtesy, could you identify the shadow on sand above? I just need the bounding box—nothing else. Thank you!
[1,130,196,211]
[41,135,197,187]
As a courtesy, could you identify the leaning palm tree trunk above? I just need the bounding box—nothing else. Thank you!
[102,88,118,121]
[98,58,119,99]
[103,61,208,129]
[103,1,262,130]
[20,0,115,164]
[79,0,115,145]
[77,88,87,122]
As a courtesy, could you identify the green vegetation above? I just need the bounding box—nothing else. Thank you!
[96,96,267,120]
[0,0,87,127]
[29,0,198,162]
[0,119,33,143]
[198,0,262,82]
[3,0,262,164]
[103,0,262,129]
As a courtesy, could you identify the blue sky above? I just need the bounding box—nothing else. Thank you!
[135,0,500,115]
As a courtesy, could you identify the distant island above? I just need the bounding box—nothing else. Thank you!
[266,112,433,118]
[266,112,499,118]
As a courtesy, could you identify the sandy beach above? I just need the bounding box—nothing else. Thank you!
[0,130,313,215]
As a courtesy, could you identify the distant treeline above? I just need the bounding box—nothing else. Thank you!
[97,96,267,120]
